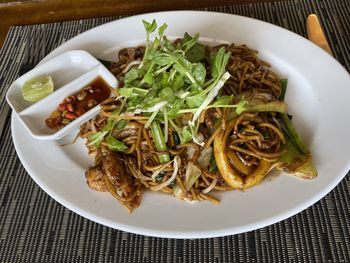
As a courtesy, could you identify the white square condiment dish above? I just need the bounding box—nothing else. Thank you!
[6,50,118,140]
[6,50,102,113]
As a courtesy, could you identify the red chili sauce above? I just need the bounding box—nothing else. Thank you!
[46,76,111,129]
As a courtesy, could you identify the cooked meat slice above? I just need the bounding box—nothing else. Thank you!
[103,152,129,191]
[85,167,107,192]
[134,46,145,60]
[113,128,138,140]
[118,48,136,63]
[102,152,144,213]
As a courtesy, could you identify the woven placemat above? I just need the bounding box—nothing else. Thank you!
[1,0,350,262]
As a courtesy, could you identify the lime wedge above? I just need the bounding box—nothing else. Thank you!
[22,76,54,102]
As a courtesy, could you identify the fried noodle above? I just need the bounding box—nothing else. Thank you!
[80,42,311,213]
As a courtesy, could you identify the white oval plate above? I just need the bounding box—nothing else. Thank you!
[11,11,350,238]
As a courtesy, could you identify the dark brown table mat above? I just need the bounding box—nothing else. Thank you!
[1,0,350,262]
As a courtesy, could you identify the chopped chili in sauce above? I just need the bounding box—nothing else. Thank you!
[46,76,111,130]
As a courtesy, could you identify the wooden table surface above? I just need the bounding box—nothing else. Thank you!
[0,0,287,47]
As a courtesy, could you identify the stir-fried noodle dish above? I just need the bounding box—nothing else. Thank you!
[79,20,317,213]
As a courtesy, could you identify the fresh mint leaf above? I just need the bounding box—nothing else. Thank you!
[173,57,197,84]
[116,119,128,129]
[124,68,138,83]
[163,39,175,51]
[181,32,192,45]
[211,95,234,106]
[186,93,206,108]
[153,55,173,66]
[88,131,108,146]
[182,32,206,63]
[235,99,249,115]
[180,126,192,144]
[143,97,162,108]
[151,37,160,50]
[143,72,154,85]
[161,72,171,87]
[118,87,134,98]
[159,87,174,102]
[167,99,184,118]
[172,73,185,90]
[192,63,206,85]
[142,19,157,33]
[128,96,143,108]
[181,33,199,52]
[186,44,206,63]
[210,47,230,79]
[158,23,168,37]
[106,135,128,152]
[102,117,116,132]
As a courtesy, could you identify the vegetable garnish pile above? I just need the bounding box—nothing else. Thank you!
[79,20,317,213]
